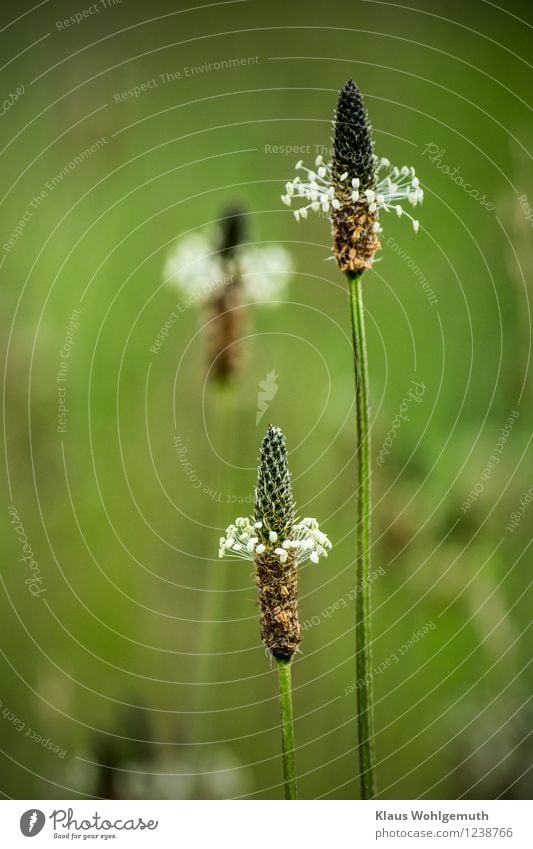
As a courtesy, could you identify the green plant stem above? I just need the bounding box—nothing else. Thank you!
[346,270,377,799]
[276,658,298,800]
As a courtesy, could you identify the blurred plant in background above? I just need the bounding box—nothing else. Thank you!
[163,207,293,380]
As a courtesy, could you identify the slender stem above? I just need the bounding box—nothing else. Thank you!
[346,270,377,799]
[276,658,298,800]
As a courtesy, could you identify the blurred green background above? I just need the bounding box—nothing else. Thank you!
[1,0,532,800]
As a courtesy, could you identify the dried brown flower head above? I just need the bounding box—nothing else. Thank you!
[218,426,332,659]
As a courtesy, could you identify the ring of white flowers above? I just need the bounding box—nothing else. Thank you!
[219,516,332,566]
[281,154,423,233]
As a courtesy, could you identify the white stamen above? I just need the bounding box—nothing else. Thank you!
[281,154,423,247]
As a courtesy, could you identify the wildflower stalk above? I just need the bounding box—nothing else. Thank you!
[277,657,297,799]
[346,269,376,799]
[218,425,332,800]
[281,79,424,798]
[254,425,299,800]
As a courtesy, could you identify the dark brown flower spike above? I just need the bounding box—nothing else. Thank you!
[218,426,332,659]
[331,80,381,273]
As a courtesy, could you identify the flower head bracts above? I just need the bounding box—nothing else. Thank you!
[281,79,423,273]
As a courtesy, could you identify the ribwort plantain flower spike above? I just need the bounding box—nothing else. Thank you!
[279,80,419,798]
[218,425,331,660]
[281,80,423,272]
[218,428,328,799]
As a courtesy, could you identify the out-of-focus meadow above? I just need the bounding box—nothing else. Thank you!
[1,0,532,799]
